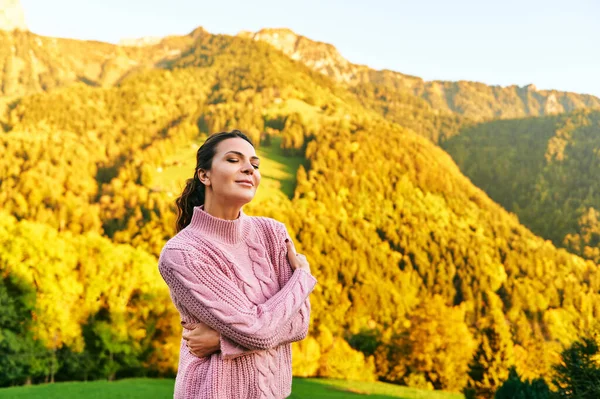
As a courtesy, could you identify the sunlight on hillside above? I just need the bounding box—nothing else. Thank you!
[265,98,322,123]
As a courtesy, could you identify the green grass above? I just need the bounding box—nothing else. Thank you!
[151,135,306,203]
[254,136,306,200]
[0,378,464,399]
[0,378,173,399]
[151,138,204,196]
[297,379,465,399]
[263,98,321,123]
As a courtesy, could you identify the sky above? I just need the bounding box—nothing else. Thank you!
[19,0,600,97]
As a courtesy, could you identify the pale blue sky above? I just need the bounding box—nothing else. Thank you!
[20,0,600,97]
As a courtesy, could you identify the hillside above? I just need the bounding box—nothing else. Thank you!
[0,28,205,100]
[243,28,600,121]
[442,109,600,264]
[0,211,180,384]
[1,25,598,136]
[1,20,600,398]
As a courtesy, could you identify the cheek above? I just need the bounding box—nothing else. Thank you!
[212,164,237,183]
[255,171,261,186]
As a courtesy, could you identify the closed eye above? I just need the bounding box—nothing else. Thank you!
[228,159,260,169]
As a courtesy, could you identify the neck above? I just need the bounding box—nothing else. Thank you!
[203,195,243,220]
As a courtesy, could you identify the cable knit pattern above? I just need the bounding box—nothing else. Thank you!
[158,205,317,399]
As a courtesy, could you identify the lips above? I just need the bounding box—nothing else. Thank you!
[236,180,254,187]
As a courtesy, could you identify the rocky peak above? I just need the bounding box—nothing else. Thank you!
[239,28,300,56]
[238,28,361,84]
[524,83,537,92]
[0,0,27,31]
[118,36,162,47]
[544,93,563,114]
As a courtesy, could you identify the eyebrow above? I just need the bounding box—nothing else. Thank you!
[224,151,260,161]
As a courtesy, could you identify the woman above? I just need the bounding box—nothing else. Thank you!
[158,130,317,399]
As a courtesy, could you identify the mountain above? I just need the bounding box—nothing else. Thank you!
[2,21,597,137]
[239,29,468,143]
[2,21,597,128]
[442,109,600,265]
[0,0,26,32]
[242,28,600,121]
[0,28,210,101]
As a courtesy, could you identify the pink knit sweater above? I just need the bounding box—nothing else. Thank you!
[158,205,317,399]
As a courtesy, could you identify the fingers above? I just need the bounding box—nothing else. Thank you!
[285,238,296,255]
[286,239,298,269]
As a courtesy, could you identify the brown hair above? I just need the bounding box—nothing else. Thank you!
[175,130,254,232]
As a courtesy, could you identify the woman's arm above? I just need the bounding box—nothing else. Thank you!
[271,223,313,344]
[217,222,313,358]
[159,247,317,352]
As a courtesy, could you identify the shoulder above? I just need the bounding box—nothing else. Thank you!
[162,229,202,253]
[158,230,217,268]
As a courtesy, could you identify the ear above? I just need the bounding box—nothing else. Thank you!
[197,169,211,186]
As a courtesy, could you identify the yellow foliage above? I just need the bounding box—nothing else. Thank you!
[292,337,321,377]
[318,337,376,382]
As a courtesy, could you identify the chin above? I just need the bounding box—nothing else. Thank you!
[243,193,256,204]
[232,192,256,205]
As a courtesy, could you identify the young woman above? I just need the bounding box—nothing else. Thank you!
[158,130,317,398]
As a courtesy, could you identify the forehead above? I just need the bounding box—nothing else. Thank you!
[215,137,256,157]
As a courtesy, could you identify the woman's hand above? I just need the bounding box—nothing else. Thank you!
[182,322,221,358]
[286,238,311,274]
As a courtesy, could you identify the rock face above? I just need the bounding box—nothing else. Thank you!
[239,28,364,85]
[118,36,163,47]
[0,0,27,31]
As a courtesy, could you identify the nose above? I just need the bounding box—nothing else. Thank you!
[242,160,254,174]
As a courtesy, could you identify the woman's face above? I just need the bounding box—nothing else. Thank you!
[199,137,261,205]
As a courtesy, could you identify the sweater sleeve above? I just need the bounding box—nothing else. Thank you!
[158,247,317,353]
[219,222,314,358]
[270,222,313,345]
[180,321,259,359]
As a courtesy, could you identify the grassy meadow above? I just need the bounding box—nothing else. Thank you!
[0,378,464,399]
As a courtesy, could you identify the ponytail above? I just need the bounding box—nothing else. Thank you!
[175,174,205,233]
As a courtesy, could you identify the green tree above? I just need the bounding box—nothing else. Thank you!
[552,336,600,398]
[493,367,550,399]
[468,292,515,398]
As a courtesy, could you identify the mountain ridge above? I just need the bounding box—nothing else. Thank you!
[1,24,598,123]
[0,28,209,99]
[242,28,600,120]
